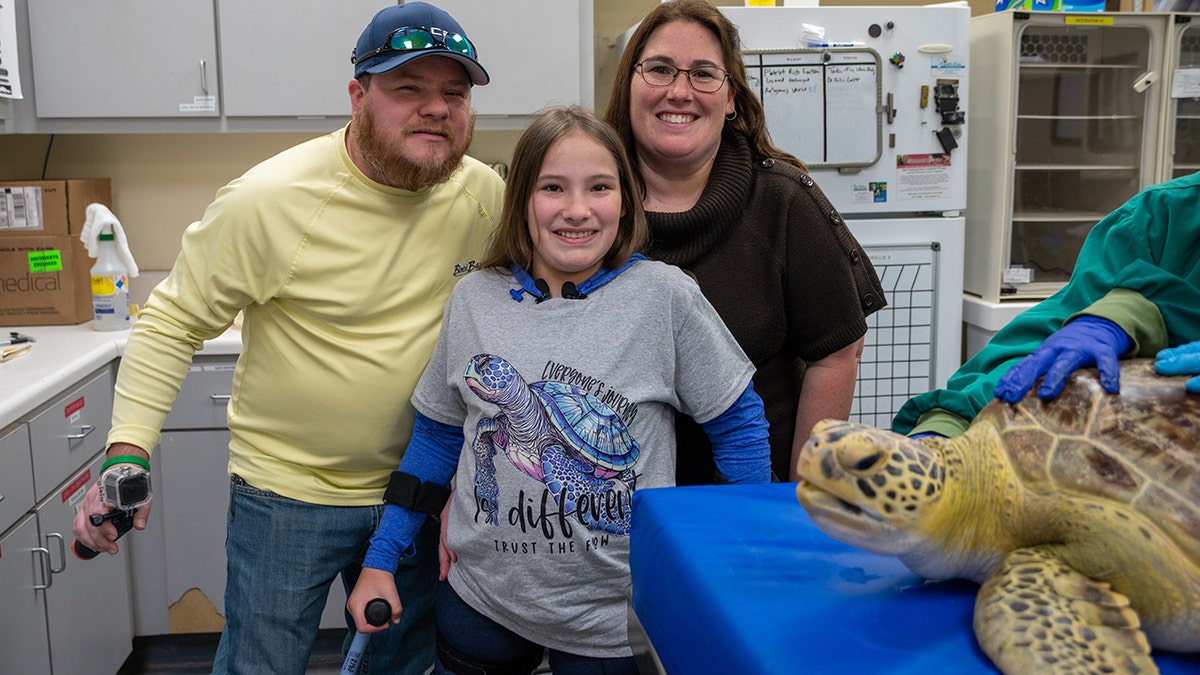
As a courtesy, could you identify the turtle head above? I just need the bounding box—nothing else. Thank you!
[796,419,945,557]
[464,354,519,403]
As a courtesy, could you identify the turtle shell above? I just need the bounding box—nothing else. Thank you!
[975,359,1200,566]
[531,381,639,473]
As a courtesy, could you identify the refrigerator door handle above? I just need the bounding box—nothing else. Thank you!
[1133,71,1158,94]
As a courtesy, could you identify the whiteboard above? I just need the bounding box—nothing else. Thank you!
[744,49,882,168]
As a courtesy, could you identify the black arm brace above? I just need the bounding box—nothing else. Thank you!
[383,471,451,517]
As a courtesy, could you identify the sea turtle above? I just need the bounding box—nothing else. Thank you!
[795,359,1200,674]
[465,353,639,534]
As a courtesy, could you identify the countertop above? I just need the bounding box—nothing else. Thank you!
[0,321,242,430]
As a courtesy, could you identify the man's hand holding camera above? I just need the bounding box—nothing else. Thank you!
[71,443,153,559]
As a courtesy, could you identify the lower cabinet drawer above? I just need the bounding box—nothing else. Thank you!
[163,356,237,431]
[28,366,114,502]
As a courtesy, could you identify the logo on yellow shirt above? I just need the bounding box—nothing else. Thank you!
[454,260,479,277]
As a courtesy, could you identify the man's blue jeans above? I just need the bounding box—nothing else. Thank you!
[211,475,439,675]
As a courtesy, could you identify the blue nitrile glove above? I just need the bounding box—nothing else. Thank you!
[1155,341,1200,394]
[909,432,946,440]
[995,315,1131,404]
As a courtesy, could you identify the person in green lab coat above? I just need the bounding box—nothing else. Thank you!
[895,171,1200,438]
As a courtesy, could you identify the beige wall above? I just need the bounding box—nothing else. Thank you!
[0,0,991,273]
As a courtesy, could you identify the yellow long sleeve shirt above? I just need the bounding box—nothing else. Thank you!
[108,126,504,505]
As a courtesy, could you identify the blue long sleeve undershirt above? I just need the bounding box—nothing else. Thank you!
[362,412,462,572]
[701,381,772,484]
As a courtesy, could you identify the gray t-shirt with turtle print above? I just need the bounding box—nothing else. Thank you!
[411,258,755,659]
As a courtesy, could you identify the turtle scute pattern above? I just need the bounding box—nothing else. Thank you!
[984,360,1200,567]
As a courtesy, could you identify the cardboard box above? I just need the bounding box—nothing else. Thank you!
[0,179,112,326]
[0,180,111,237]
[0,235,92,325]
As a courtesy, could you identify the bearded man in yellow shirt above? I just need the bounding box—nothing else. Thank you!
[70,4,504,674]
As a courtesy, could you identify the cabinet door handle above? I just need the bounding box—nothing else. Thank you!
[46,532,68,574]
[65,424,96,440]
[200,59,209,96]
[32,546,53,590]
[210,394,232,403]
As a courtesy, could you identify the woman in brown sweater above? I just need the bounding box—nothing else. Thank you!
[604,0,886,483]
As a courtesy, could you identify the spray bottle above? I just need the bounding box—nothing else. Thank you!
[90,225,131,331]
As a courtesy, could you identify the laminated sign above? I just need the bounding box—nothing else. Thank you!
[0,0,24,98]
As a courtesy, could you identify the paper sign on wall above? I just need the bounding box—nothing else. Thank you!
[0,0,24,99]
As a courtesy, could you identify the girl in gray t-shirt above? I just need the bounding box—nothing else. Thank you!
[347,106,770,673]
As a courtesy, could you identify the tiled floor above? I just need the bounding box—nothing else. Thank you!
[116,630,346,674]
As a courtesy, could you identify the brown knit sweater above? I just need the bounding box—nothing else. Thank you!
[645,130,886,483]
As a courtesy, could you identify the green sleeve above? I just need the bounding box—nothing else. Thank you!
[1073,288,1167,357]
[893,172,1200,434]
[907,408,970,438]
[891,302,1055,433]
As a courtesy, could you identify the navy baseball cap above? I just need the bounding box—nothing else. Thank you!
[351,3,489,84]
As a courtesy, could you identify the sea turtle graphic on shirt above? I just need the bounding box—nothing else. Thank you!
[465,354,638,535]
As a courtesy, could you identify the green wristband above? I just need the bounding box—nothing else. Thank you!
[103,454,150,472]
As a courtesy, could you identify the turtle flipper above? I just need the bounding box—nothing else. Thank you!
[472,418,502,526]
[974,547,1156,675]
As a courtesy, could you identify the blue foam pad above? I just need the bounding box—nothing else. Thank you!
[630,482,1199,674]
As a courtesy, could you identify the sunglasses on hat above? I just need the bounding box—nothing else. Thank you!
[352,26,477,66]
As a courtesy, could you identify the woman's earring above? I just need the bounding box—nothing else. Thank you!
[725,110,738,121]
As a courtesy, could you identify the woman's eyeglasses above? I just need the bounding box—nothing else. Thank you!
[352,26,477,66]
[635,59,728,94]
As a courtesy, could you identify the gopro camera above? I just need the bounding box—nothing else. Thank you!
[75,463,153,560]
[97,464,152,511]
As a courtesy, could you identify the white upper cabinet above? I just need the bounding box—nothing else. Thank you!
[27,0,219,119]
[217,0,393,119]
[433,0,594,120]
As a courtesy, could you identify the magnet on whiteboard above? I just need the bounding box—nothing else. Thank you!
[917,43,953,54]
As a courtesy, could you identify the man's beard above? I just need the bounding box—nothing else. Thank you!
[352,106,474,191]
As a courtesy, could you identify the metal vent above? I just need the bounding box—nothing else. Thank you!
[1020,33,1089,64]
[1182,33,1200,66]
